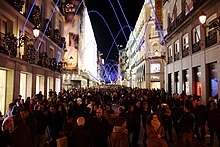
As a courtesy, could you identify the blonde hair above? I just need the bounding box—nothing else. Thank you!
[77,117,85,126]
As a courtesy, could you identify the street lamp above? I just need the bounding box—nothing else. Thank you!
[69,56,73,63]
[155,50,159,56]
[199,12,207,25]
[33,26,40,38]
[199,12,220,32]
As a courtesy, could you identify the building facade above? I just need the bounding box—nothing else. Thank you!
[163,0,220,103]
[62,1,98,89]
[124,0,165,89]
[0,0,65,114]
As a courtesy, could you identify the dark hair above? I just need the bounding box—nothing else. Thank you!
[147,112,162,125]
[114,116,126,126]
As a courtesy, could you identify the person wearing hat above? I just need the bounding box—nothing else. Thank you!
[109,116,130,147]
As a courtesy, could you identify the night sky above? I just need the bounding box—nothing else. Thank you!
[85,0,145,62]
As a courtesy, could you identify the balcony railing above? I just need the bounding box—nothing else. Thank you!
[168,56,172,64]
[192,41,201,53]
[6,0,24,12]
[182,47,189,58]
[206,31,217,48]
[174,52,180,61]
[168,21,176,35]
[176,12,185,27]
[163,0,169,6]
[149,33,160,39]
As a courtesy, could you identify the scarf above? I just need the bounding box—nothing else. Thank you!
[151,119,161,132]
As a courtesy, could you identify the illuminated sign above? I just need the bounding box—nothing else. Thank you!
[150,63,160,73]
[155,0,163,30]
[65,3,76,13]
[151,76,160,80]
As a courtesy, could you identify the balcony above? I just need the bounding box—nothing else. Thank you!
[194,0,206,9]
[168,21,176,35]
[176,12,185,27]
[6,0,24,12]
[29,5,42,27]
[163,0,169,6]
[206,31,217,48]
[182,47,189,58]
[192,41,201,53]
[149,33,160,39]
[0,32,6,53]
[174,52,180,61]
[168,56,172,64]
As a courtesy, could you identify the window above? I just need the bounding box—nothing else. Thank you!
[192,25,200,43]
[183,33,189,49]
[175,40,180,53]
[57,52,61,62]
[168,45,172,57]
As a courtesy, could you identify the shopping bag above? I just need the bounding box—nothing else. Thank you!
[56,136,68,147]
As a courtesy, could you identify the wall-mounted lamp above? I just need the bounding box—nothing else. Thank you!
[33,26,40,38]
[69,56,73,63]
[155,50,159,56]
[199,12,220,32]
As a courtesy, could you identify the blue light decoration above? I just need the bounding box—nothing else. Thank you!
[37,0,61,52]
[108,0,128,41]
[18,0,37,42]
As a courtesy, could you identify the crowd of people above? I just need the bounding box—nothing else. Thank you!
[0,87,220,147]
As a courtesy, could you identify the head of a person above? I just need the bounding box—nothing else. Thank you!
[20,107,29,120]
[211,102,217,110]
[184,101,193,112]
[96,108,103,119]
[77,117,85,126]
[129,105,134,112]
[114,116,127,128]
[105,104,112,112]
[147,112,161,125]
[143,102,148,109]
[136,101,141,108]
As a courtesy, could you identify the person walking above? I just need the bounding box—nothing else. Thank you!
[109,116,130,147]
[177,101,195,147]
[146,112,168,147]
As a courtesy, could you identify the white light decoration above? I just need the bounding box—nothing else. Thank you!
[69,56,73,63]
[199,12,207,25]
[33,27,40,38]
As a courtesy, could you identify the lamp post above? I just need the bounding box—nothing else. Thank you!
[69,56,73,63]
[155,50,159,56]
[199,12,220,32]
[33,26,40,38]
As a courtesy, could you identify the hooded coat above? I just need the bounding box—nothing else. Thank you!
[109,126,130,147]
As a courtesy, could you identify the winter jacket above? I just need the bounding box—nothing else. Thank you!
[109,126,130,147]
[146,124,168,147]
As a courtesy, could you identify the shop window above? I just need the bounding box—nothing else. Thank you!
[193,66,202,96]
[175,72,180,94]
[208,62,218,98]
[183,69,189,95]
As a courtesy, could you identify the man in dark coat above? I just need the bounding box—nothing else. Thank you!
[194,100,208,144]
[177,101,195,146]
[20,107,38,147]
[72,117,93,147]
[207,102,220,146]
[132,101,142,147]
[91,108,110,147]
